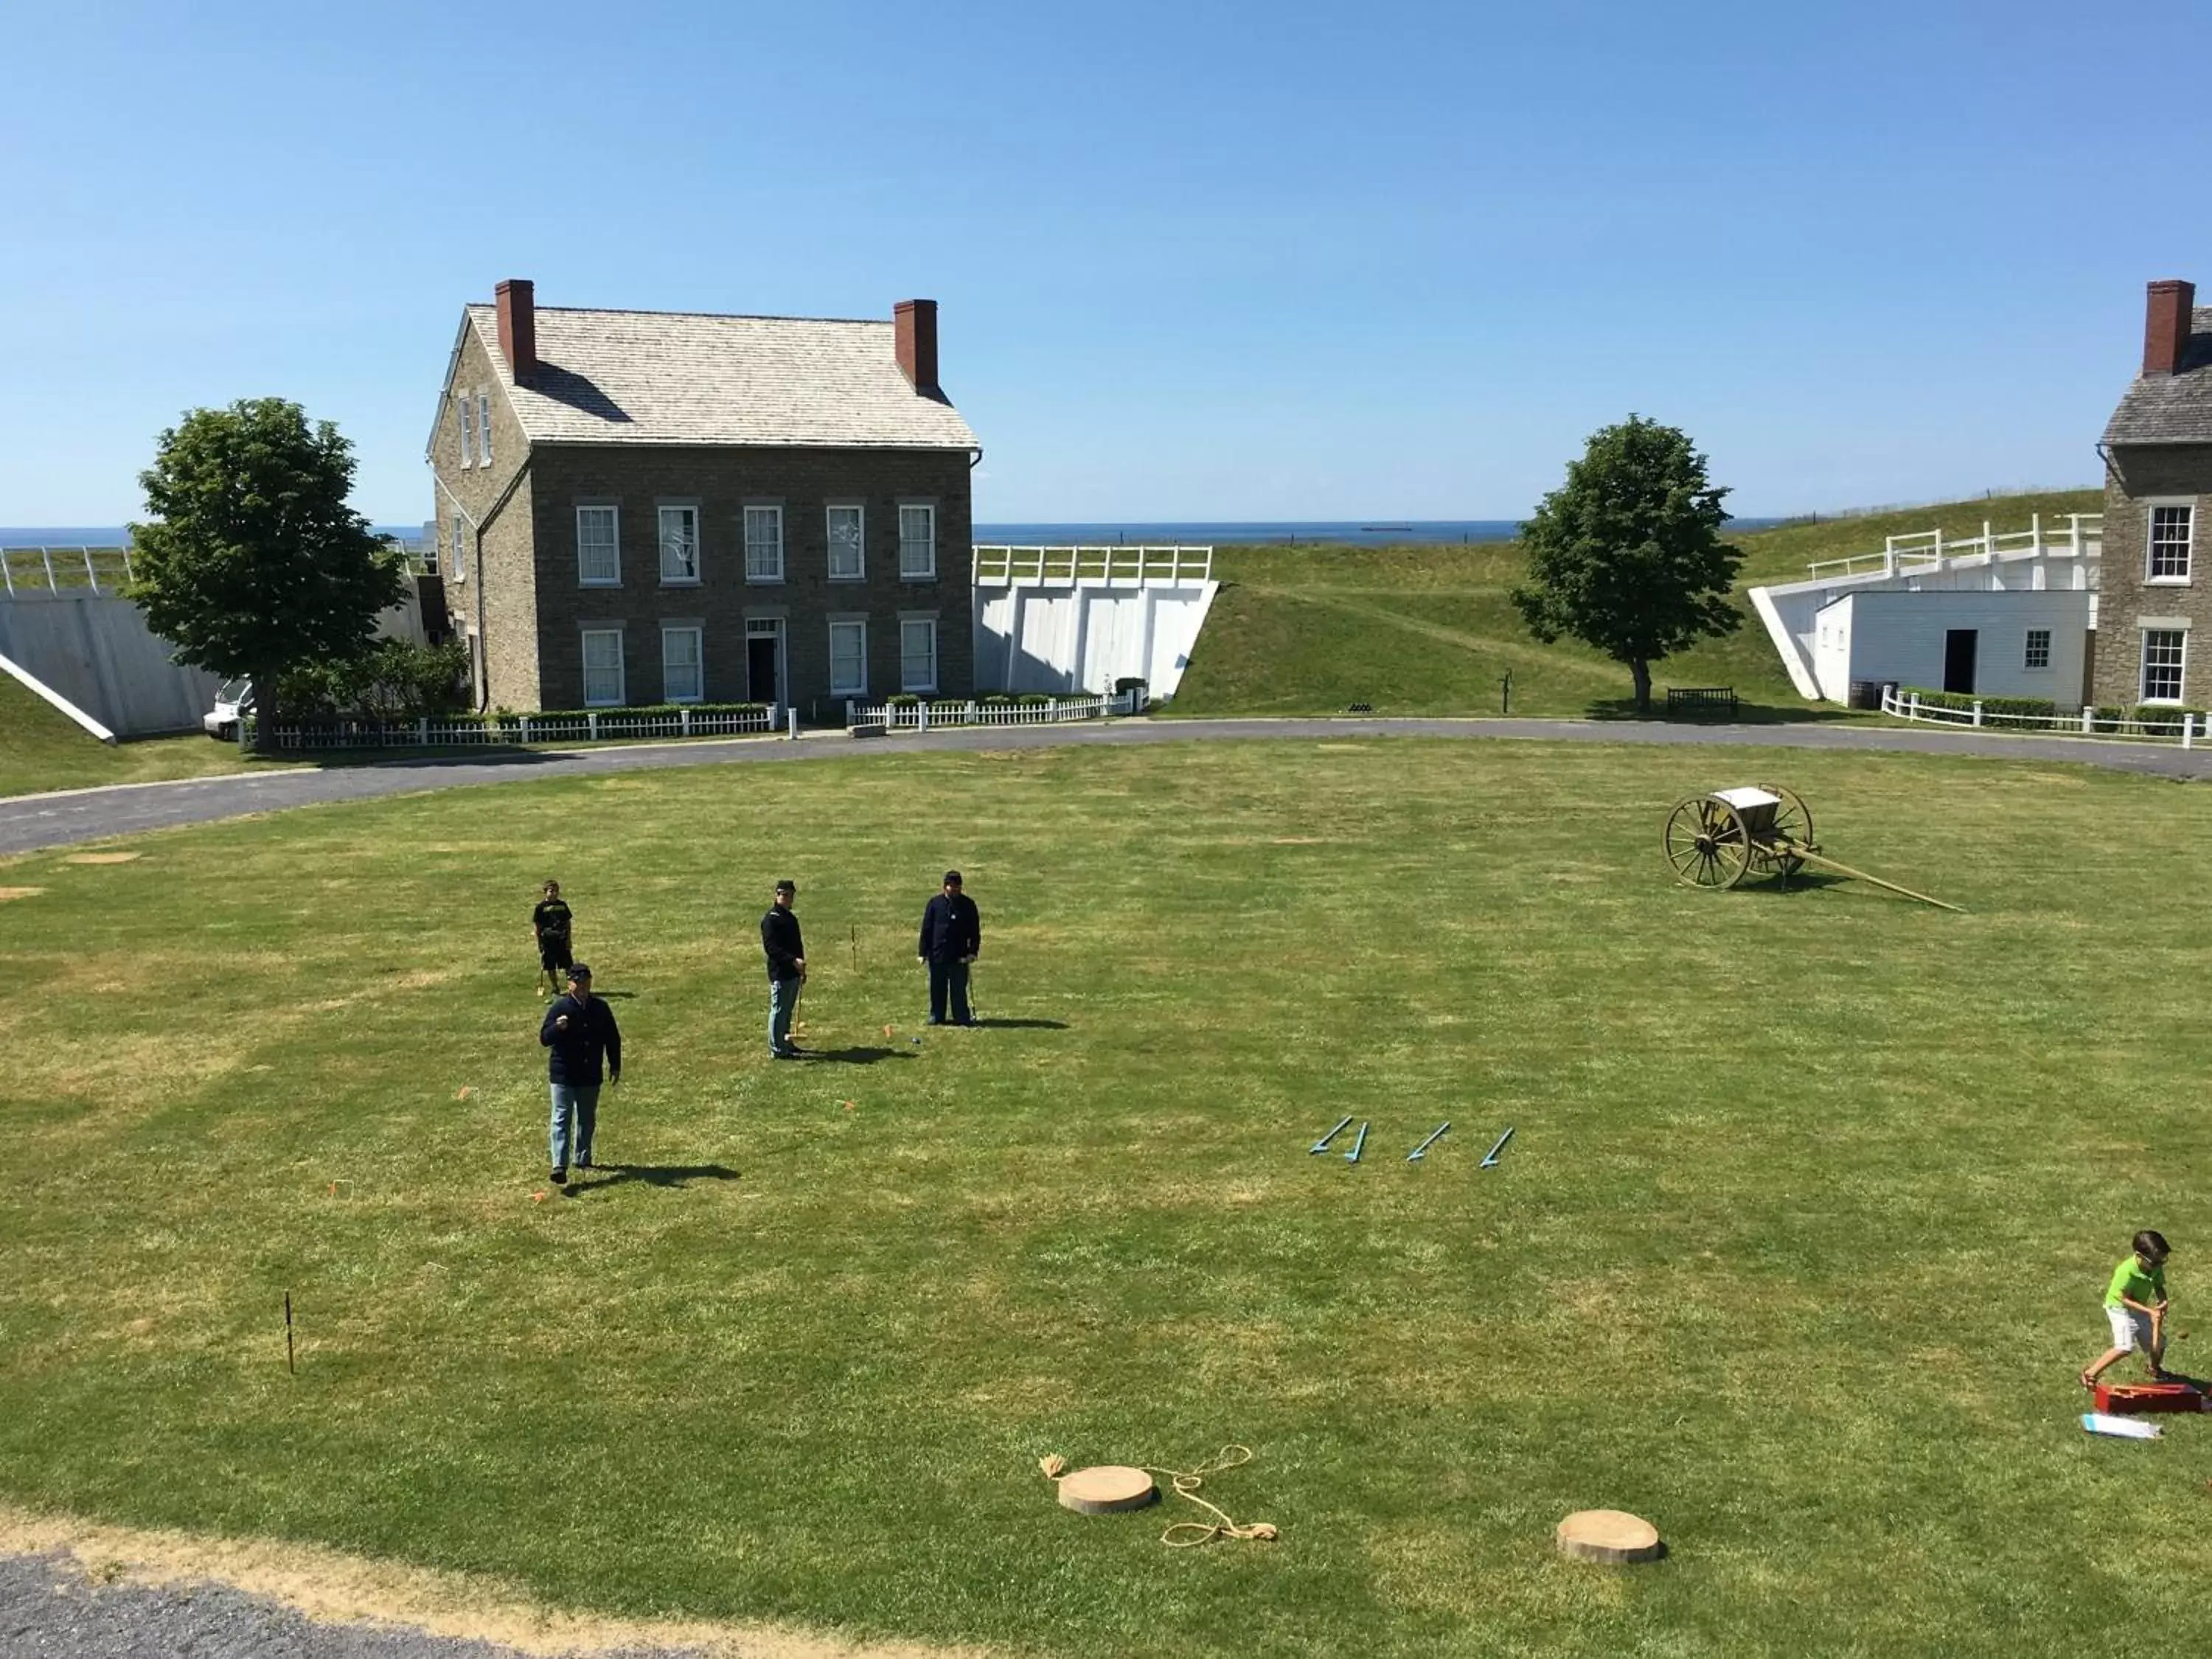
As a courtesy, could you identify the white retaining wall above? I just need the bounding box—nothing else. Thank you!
[973,580,1218,696]
[0,593,220,737]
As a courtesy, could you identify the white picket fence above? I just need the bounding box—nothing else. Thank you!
[1804,513,2102,581]
[1880,687,2205,745]
[251,704,782,751]
[846,690,1136,730]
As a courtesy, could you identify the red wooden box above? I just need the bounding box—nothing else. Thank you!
[2093,1380,2211,1415]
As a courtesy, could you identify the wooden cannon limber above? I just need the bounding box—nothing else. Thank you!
[1662,786,1962,911]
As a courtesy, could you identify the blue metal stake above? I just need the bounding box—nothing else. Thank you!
[1406,1121,1450,1161]
[1480,1125,1515,1169]
[1310,1115,1355,1155]
[1344,1121,1369,1164]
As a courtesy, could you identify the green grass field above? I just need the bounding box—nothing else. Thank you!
[0,673,263,798]
[1168,489,2104,719]
[3,736,2208,1656]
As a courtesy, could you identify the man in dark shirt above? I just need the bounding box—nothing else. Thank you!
[917,869,981,1027]
[538,962,621,1185]
[532,880,574,999]
[760,879,806,1058]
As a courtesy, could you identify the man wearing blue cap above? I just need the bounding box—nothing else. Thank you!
[539,963,621,1185]
[917,870,981,1026]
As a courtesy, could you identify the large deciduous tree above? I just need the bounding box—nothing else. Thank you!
[1510,415,1743,714]
[131,398,403,751]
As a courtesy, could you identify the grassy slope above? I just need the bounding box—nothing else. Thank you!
[1,739,2208,1658]
[0,673,260,797]
[1169,489,2105,719]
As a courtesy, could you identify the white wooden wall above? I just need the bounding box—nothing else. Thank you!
[973,580,1218,696]
[1814,589,2093,706]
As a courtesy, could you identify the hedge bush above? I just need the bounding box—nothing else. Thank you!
[1899,688,2056,718]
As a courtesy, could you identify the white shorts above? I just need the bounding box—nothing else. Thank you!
[2107,1304,2155,1352]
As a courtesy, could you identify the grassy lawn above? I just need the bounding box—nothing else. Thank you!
[2,737,2207,1655]
[1168,488,2104,720]
[0,673,264,798]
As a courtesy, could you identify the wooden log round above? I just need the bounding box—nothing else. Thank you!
[1555,1509,1663,1565]
[1056,1465,1159,1515]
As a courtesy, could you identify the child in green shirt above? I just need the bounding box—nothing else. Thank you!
[2081,1229,2171,1388]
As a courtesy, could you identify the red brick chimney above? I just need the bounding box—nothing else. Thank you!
[2143,279,2194,376]
[495,279,537,380]
[894,299,939,397]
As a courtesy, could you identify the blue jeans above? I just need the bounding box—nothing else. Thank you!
[769,974,803,1053]
[928,959,972,1025]
[549,1081,599,1172]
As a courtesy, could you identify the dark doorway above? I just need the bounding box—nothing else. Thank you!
[748,625,782,706]
[1943,629,1978,695]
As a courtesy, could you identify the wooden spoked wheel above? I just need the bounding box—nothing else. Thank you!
[1663,795,1752,889]
[1763,785,1813,877]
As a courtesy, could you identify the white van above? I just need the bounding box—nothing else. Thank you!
[202,677,252,739]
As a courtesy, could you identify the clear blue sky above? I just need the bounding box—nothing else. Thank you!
[3,0,2205,525]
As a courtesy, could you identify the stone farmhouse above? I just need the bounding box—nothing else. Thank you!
[2095,279,2210,711]
[429,280,979,716]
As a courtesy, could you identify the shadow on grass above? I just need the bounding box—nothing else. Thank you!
[1728,869,1850,896]
[799,1046,915,1064]
[968,1018,1069,1030]
[1580,697,1868,726]
[578,1163,739,1192]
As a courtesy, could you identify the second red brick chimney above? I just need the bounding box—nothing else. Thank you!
[2143,279,2195,377]
[495,279,538,380]
[894,299,939,397]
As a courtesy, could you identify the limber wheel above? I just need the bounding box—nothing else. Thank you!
[1663,795,1753,889]
[1765,785,1813,877]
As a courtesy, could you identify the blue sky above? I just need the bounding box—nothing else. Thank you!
[2,0,2205,524]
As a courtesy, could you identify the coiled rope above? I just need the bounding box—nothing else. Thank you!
[1040,1445,1279,1547]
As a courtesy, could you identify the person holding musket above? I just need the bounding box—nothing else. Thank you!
[762,879,807,1057]
[917,869,981,1026]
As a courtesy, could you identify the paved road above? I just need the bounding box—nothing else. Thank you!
[3,717,2207,856]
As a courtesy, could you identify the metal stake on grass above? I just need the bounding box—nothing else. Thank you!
[1481,1126,1514,1169]
[1310,1116,1354,1155]
[284,1291,295,1376]
[1406,1121,1450,1161]
[1344,1121,1369,1164]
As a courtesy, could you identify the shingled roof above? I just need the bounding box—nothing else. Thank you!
[462,304,978,451]
[2103,306,2212,445]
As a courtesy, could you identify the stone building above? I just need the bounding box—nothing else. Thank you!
[428,279,979,716]
[2096,279,2211,710]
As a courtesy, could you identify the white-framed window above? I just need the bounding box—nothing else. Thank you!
[744,504,785,582]
[2147,503,2194,582]
[2140,629,2187,703]
[2023,628,2051,670]
[658,504,700,584]
[900,616,938,692]
[829,619,868,695]
[448,514,467,584]
[459,394,476,467]
[477,393,493,467]
[897,503,936,580]
[661,625,703,703]
[577,505,621,586]
[827,504,866,580]
[582,627,626,707]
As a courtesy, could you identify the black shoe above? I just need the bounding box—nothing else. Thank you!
[955,1018,978,1027]
[550,1168,567,1186]
[927,1018,946,1026]
[771,1047,802,1060]
[574,1157,592,1172]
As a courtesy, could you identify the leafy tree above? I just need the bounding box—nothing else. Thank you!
[131,398,404,750]
[1510,415,1742,714]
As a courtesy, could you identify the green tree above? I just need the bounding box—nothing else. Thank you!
[1510,415,1742,714]
[131,398,404,751]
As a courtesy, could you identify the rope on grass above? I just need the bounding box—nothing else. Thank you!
[1040,1445,1279,1547]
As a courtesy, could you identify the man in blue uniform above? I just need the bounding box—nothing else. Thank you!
[761,880,807,1057]
[917,869,981,1026]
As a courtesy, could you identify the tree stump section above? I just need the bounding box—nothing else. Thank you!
[1556,1509,1663,1564]
[1056,1466,1158,1515]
